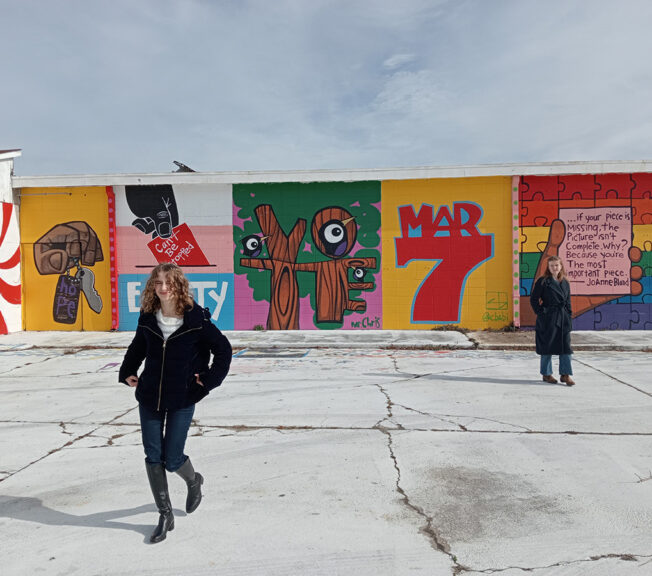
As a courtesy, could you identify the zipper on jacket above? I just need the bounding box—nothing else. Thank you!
[157,339,167,411]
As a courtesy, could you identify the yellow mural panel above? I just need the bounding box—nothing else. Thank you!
[633,225,652,251]
[20,187,111,331]
[382,177,512,330]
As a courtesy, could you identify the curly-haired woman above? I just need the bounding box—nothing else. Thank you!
[119,262,232,543]
[530,255,575,386]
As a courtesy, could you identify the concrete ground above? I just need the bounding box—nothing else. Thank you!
[1,330,651,575]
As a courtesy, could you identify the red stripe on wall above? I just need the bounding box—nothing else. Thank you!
[0,202,12,245]
[106,187,119,330]
[0,247,20,270]
[0,277,21,304]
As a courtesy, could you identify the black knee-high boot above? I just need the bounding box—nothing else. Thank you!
[175,457,204,513]
[145,462,175,543]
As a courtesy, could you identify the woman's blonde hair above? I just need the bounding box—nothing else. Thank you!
[140,263,194,315]
[543,255,567,281]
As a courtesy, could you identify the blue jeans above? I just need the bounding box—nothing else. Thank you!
[540,354,573,376]
[139,403,195,472]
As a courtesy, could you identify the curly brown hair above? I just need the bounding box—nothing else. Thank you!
[140,263,194,315]
[542,255,567,282]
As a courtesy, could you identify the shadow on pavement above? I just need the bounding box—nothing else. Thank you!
[417,373,570,387]
[0,495,187,541]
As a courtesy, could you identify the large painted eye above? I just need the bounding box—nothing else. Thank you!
[323,222,344,244]
[245,237,260,251]
[353,267,365,281]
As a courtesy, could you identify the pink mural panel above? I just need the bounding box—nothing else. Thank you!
[118,225,234,274]
[559,207,632,295]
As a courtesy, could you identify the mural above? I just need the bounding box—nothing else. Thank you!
[233,182,381,330]
[20,187,112,331]
[115,184,234,330]
[33,221,104,324]
[124,185,209,266]
[519,174,652,329]
[395,201,494,322]
[383,177,512,330]
[0,202,21,333]
[10,170,652,332]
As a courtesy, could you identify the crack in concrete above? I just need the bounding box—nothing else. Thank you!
[2,419,651,436]
[0,355,58,376]
[0,406,138,484]
[372,380,405,431]
[575,358,652,397]
[190,418,207,437]
[394,402,467,430]
[372,375,466,574]
[375,421,466,573]
[459,552,652,573]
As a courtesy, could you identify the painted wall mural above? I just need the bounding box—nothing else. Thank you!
[20,187,112,331]
[519,174,652,329]
[12,171,652,332]
[33,221,104,324]
[115,183,234,330]
[383,177,512,330]
[233,182,381,330]
[0,202,21,334]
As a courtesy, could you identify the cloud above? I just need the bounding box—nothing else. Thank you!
[2,0,652,174]
[382,54,417,71]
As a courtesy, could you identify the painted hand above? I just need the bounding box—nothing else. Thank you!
[523,219,643,325]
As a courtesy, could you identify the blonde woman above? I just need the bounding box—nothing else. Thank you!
[119,263,232,543]
[529,256,575,386]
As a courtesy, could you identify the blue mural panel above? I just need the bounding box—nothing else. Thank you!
[118,273,234,331]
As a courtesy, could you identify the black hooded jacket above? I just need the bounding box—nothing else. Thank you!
[119,302,232,411]
[530,276,573,356]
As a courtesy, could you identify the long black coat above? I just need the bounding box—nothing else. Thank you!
[530,277,573,356]
[119,302,232,411]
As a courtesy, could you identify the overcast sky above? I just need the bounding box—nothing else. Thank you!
[3,0,652,176]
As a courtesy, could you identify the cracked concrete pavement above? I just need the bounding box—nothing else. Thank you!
[0,331,651,575]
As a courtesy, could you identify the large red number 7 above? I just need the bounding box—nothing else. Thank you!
[395,203,494,323]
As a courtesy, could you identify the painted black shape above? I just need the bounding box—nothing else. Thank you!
[318,219,348,257]
[352,267,366,281]
[53,275,80,324]
[125,185,179,239]
[242,234,263,257]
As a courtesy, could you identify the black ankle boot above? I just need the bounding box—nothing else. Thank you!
[175,457,204,514]
[145,462,175,543]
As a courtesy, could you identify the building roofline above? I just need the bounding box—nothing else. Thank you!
[0,149,22,161]
[12,159,652,188]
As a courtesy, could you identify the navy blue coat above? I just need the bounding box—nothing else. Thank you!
[119,303,232,411]
[530,276,573,356]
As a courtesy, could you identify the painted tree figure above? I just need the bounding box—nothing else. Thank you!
[239,204,377,329]
[295,207,376,323]
[240,204,306,329]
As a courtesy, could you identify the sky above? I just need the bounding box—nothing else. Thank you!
[2,0,652,176]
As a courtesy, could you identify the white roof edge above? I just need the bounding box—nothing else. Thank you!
[12,159,652,188]
[0,150,22,161]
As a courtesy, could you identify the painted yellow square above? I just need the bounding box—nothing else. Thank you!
[382,177,513,329]
[20,187,112,331]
